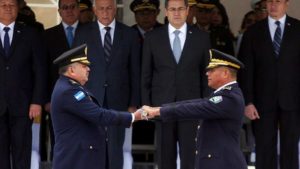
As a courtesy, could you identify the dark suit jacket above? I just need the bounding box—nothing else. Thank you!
[0,22,47,116]
[142,25,210,106]
[51,76,132,169]
[131,22,163,44]
[160,83,247,169]
[238,16,300,112]
[44,23,82,100]
[74,21,141,110]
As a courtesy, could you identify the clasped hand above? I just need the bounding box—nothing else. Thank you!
[133,105,161,121]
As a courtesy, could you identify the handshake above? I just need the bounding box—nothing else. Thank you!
[134,106,161,121]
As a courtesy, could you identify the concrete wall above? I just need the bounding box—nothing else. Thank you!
[123,0,300,36]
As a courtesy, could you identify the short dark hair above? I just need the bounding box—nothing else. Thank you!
[165,0,188,8]
[58,65,70,75]
[58,0,79,8]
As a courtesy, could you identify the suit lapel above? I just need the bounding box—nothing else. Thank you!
[279,16,292,57]
[91,22,106,64]
[8,23,22,58]
[180,25,193,64]
[0,37,4,57]
[261,19,277,58]
[163,26,177,65]
[58,23,70,49]
[109,22,122,65]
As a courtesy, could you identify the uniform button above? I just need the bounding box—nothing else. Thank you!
[105,127,108,131]
[5,66,9,70]
[89,146,93,149]
[208,154,212,158]
[103,83,109,87]
[197,125,200,129]
[195,150,198,155]
[106,138,108,142]
[195,138,197,142]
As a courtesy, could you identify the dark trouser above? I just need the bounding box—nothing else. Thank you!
[0,111,32,169]
[254,106,299,169]
[107,126,125,169]
[103,94,125,169]
[156,120,198,169]
[40,111,55,161]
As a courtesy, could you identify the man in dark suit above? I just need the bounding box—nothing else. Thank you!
[143,49,247,169]
[51,44,143,169]
[141,0,210,168]
[130,0,163,149]
[73,0,141,168]
[130,0,163,42]
[238,0,300,168]
[42,0,81,160]
[0,0,47,168]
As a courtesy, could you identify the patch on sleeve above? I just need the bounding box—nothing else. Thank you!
[74,91,85,101]
[209,96,223,104]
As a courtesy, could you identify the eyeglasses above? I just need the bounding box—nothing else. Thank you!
[167,7,187,12]
[60,4,78,11]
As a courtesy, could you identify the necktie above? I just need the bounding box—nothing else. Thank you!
[172,30,181,63]
[66,26,74,47]
[273,21,282,57]
[3,27,10,57]
[104,27,112,63]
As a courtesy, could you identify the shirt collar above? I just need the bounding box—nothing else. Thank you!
[137,25,146,37]
[168,23,187,35]
[62,21,79,29]
[268,14,286,26]
[98,19,116,31]
[214,81,237,94]
[0,22,15,32]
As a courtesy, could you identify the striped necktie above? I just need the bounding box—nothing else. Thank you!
[104,27,112,63]
[273,21,282,57]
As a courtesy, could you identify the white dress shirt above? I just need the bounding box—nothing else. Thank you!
[268,15,286,41]
[0,22,15,46]
[62,21,79,37]
[98,19,116,46]
[168,23,187,50]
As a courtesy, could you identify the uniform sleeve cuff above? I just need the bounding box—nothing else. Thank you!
[131,113,135,123]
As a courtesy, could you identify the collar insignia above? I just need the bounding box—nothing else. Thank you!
[223,86,232,90]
